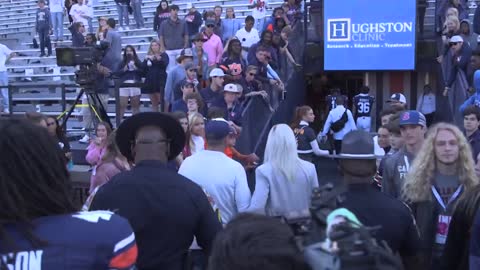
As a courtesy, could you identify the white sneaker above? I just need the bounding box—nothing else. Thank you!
[125,26,130,30]
[79,134,90,144]
[118,26,124,31]
[3,108,9,114]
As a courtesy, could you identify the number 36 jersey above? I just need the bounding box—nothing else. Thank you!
[354,94,375,118]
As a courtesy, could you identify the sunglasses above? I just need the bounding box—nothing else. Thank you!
[207,24,215,28]
[450,42,458,45]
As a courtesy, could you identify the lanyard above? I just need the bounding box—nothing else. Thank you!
[403,156,410,172]
[431,185,463,211]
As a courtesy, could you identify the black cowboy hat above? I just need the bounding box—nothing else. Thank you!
[334,130,377,160]
[116,112,185,161]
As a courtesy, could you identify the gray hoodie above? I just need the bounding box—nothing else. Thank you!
[381,147,415,199]
[35,7,52,32]
[460,19,478,49]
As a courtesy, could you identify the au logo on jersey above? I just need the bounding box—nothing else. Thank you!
[327,18,351,42]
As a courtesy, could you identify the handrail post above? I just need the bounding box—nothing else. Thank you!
[61,83,66,112]
[115,79,121,127]
[7,84,13,115]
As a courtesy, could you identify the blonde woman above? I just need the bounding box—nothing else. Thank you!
[438,15,461,63]
[248,124,318,216]
[442,15,461,44]
[143,40,169,112]
[402,123,479,269]
[183,112,205,158]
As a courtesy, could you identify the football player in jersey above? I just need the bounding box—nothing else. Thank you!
[0,119,137,270]
[325,88,348,112]
[353,86,375,132]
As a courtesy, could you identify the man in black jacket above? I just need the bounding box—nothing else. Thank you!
[89,113,222,270]
[335,130,422,269]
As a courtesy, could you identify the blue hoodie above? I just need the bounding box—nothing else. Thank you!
[460,70,480,113]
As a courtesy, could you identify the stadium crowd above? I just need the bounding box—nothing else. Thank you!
[6,0,480,270]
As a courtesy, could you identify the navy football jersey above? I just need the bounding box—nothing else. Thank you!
[326,94,348,111]
[354,94,375,117]
[0,211,137,270]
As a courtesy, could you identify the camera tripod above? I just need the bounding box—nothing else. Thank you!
[60,86,112,131]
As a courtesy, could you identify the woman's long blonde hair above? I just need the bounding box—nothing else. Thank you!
[444,15,460,33]
[402,123,478,202]
[186,113,205,154]
[264,124,302,182]
[147,39,163,55]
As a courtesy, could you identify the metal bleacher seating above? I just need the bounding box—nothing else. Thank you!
[0,0,467,116]
[0,0,286,117]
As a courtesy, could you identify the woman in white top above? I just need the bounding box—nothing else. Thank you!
[416,84,436,127]
[248,124,319,216]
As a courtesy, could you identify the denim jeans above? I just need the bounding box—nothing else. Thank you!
[116,4,129,27]
[0,71,8,110]
[88,17,93,33]
[38,28,52,55]
[51,12,64,40]
[131,0,144,28]
[255,17,266,35]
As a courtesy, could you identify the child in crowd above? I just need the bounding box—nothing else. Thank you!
[85,121,112,167]
[89,132,130,193]
[35,0,52,57]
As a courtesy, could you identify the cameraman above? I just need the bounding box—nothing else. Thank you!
[102,18,123,73]
[79,47,112,143]
[335,130,422,269]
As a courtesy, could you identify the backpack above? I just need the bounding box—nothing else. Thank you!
[330,109,348,133]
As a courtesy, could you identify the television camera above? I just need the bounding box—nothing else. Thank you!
[55,43,112,129]
[283,183,404,270]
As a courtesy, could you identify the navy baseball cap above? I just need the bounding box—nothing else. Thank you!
[399,110,426,127]
[205,120,232,140]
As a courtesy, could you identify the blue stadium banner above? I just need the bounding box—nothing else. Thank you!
[323,0,417,71]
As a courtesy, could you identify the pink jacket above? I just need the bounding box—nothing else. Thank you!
[202,32,223,66]
[89,158,128,193]
[85,142,105,166]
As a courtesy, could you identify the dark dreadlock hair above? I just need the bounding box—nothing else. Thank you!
[0,119,76,253]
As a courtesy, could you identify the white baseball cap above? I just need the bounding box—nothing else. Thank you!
[209,68,225,77]
[387,93,407,104]
[450,35,464,43]
[223,83,240,93]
